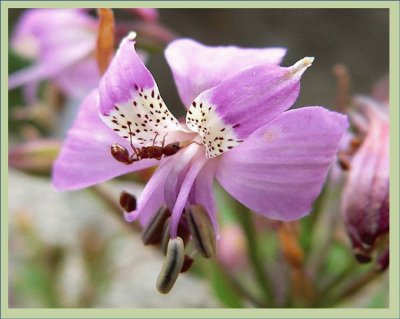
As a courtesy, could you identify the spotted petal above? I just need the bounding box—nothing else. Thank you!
[98,34,185,148]
[216,107,348,221]
[53,90,157,191]
[186,57,314,158]
[165,38,286,107]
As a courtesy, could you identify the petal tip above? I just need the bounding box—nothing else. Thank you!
[127,31,137,41]
[289,56,314,78]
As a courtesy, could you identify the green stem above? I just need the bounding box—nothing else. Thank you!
[235,207,274,305]
[318,267,382,307]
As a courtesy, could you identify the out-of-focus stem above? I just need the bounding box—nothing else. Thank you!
[306,176,343,279]
[319,267,383,307]
[277,222,316,306]
[90,185,141,232]
[333,63,351,112]
[96,9,115,75]
[211,260,266,308]
[318,260,358,297]
[235,207,274,305]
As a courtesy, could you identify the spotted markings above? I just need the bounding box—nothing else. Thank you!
[100,85,181,146]
[186,100,242,158]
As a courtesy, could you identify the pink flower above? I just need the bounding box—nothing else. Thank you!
[9,9,100,99]
[53,34,348,240]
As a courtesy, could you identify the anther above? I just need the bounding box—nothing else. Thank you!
[156,237,185,294]
[161,217,190,255]
[180,255,194,273]
[185,204,216,258]
[142,206,171,245]
[119,191,137,212]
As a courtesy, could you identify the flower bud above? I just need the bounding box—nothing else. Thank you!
[156,237,184,294]
[342,96,389,260]
[9,139,61,176]
[185,204,216,258]
[217,224,247,272]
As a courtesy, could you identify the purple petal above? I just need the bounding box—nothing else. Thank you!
[216,107,348,221]
[129,156,179,224]
[54,58,100,98]
[186,57,314,158]
[188,159,219,233]
[170,149,208,237]
[165,38,286,107]
[53,90,157,191]
[98,34,185,147]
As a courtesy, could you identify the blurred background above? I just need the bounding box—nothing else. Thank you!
[8,8,389,308]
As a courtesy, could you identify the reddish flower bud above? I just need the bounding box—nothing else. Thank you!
[342,95,389,260]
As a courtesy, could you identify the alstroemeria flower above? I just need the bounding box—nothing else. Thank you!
[53,34,348,240]
[9,9,100,99]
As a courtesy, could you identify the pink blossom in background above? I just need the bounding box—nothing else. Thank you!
[9,9,100,99]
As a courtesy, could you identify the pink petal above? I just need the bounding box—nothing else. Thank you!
[188,159,219,233]
[216,107,348,221]
[54,58,100,98]
[170,149,208,237]
[186,57,314,158]
[52,90,157,191]
[165,38,286,107]
[98,34,157,114]
[129,156,179,224]
[98,34,186,147]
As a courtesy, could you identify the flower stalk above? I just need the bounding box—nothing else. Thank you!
[235,205,274,305]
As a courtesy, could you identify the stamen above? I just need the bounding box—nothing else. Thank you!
[141,206,171,245]
[119,191,137,212]
[156,237,185,294]
[185,204,216,258]
[180,255,194,273]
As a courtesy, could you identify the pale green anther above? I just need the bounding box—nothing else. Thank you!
[185,204,216,258]
[141,206,170,245]
[156,237,185,294]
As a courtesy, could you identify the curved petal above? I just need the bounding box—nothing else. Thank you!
[216,107,348,221]
[129,156,178,224]
[188,159,219,234]
[52,90,157,191]
[170,151,208,237]
[186,57,314,158]
[98,34,186,148]
[165,38,286,107]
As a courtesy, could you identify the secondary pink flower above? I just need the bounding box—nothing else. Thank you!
[53,34,348,239]
[9,9,100,99]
